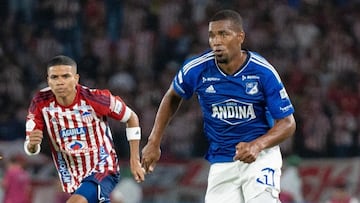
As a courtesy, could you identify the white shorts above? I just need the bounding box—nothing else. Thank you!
[205,146,282,203]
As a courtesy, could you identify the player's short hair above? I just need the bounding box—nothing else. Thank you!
[47,55,77,72]
[210,10,244,31]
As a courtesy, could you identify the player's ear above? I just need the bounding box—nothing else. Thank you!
[75,74,80,84]
[238,31,245,44]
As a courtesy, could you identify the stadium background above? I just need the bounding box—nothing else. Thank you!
[0,0,360,202]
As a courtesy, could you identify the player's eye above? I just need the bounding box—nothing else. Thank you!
[220,31,229,37]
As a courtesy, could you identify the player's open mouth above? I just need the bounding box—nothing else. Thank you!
[214,49,224,55]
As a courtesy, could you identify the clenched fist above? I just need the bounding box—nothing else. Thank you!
[27,129,43,153]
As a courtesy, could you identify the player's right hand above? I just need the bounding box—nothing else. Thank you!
[141,142,161,174]
[233,141,261,163]
[29,129,43,146]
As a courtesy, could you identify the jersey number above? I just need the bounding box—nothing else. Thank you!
[256,167,275,187]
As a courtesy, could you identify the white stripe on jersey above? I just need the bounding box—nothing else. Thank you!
[183,52,214,75]
[174,79,185,94]
[43,102,60,151]
[250,53,282,82]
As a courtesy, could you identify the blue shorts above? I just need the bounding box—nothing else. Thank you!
[74,172,120,203]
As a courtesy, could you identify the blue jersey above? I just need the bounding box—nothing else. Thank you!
[172,50,294,164]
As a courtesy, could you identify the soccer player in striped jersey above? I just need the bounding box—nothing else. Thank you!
[24,55,145,203]
[142,10,296,203]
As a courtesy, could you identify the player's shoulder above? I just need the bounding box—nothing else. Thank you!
[247,51,282,81]
[181,50,215,75]
[78,85,113,106]
[248,51,272,67]
[78,85,111,98]
[32,86,54,103]
[247,51,277,71]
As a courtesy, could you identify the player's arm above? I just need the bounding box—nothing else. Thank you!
[24,98,44,156]
[99,89,145,182]
[123,107,145,183]
[253,114,296,149]
[234,114,296,163]
[141,86,183,173]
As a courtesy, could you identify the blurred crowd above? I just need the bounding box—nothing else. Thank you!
[0,0,360,160]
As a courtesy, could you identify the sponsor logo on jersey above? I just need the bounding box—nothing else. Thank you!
[98,146,109,166]
[245,82,259,95]
[211,99,256,125]
[280,104,293,113]
[205,85,216,93]
[57,152,71,183]
[78,105,92,111]
[114,100,123,114]
[81,112,93,123]
[279,88,289,99]
[242,75,260,81]
[60,127,87,138]
[202,77,220,83]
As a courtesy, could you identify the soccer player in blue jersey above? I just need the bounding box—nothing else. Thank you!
[141,9,296,202]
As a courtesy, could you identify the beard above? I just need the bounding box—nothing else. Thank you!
[215,54,229,64]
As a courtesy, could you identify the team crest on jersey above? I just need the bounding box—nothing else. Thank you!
[245,82,259,95]
[66,140,86,151]
[81,111,93,123]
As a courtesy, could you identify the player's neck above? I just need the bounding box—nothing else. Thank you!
[218,50,247,75]
[56,90,77,107]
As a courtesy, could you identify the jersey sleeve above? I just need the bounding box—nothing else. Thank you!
[108,94,131,122]
[263,70,295,119]
[88,88,131,122]
[26,95,45,136]
[172,63,197,99]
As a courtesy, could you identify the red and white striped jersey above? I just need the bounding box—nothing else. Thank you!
[25,85,131,193]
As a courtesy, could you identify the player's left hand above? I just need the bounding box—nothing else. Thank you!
[233,142,261,163]
[130,158,146,183]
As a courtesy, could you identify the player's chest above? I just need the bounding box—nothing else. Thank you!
[197,73,264,103]
[43,103,98,128]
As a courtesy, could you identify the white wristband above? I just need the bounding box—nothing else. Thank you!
[126,127,141,140]
[24,139,41,156]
